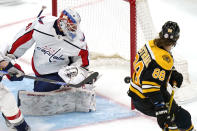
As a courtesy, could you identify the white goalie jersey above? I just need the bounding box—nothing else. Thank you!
[6,16,89,76]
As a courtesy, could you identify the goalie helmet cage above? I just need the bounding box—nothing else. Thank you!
[51,0,190,110]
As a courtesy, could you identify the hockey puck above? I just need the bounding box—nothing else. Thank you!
[124,76,131,83]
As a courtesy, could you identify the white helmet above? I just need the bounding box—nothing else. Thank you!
[57,8,81,40]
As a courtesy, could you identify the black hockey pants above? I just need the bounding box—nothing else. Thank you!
[129,90,193,130]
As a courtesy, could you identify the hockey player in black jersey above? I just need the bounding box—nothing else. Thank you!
[127,21,196,131]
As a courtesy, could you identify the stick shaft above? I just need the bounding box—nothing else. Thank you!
[37,6,47,18]
[164,83,177,130]
[24,72,98,87]
[23,75,66,86]
[0,70,99,88]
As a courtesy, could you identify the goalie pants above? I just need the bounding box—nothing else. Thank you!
[34,73,64,92]
[129,91,193,130]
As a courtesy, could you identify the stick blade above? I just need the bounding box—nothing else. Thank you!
[69,72,99,88]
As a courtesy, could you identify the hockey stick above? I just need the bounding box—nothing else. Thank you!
[0,71,99,88]
[25,72,99,87]
[168,83,176,113]
[164,82,177,131]
[37,5,47,18]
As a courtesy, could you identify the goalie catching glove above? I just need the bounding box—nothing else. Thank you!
[58,65,93,87]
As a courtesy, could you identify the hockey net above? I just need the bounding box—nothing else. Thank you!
[52,0,193,106]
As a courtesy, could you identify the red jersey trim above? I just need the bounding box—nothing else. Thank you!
[6,110,21,120]
[78,49,89,67]
[31,57,40,76]
[9,30,34,54]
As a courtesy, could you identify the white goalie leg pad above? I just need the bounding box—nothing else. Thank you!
[0,83,23,124]
[18,88,76,116]
[75,88,96,112]
[18,87,96,115]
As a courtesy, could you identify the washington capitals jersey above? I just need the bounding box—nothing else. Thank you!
[130,40,174,102]
[7,16,89,76]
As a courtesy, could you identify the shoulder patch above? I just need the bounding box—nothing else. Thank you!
[162,55,171,63]
[147,40,173,70]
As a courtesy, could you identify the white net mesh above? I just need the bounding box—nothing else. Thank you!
[136,0,156,47]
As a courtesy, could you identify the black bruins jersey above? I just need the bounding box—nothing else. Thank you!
[130,40,174,102]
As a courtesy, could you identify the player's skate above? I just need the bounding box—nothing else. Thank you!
[2,113,31,131]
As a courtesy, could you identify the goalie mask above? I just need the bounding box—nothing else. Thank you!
[57,8,81,40]
[159,21,180,44]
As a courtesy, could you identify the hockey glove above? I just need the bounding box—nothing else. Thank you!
[63,66,78,78]
[58,66,88,85]
[4,62,24,81]
[169,70,183,88]
[155,102,171,129]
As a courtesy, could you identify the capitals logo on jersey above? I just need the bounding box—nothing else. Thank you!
[36,46,65,62]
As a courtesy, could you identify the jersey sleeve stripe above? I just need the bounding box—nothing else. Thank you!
[130,81,143,92]
[142,81,160,87]
[9,30,34,54]
[142,85,160,89]
[129,85,145,99]
[6,109,21,121]
[142,88,160,93]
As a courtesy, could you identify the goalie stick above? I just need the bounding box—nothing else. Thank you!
[25,72,99,87]
[0,71,99,88]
